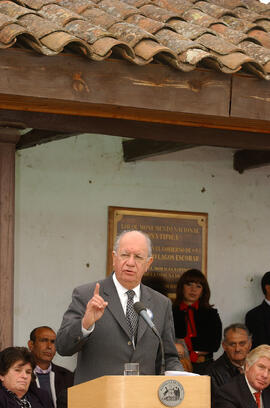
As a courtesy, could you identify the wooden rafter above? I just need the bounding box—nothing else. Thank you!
[17,129,80,150]
[234,150,270,173]
[123,139,196,162]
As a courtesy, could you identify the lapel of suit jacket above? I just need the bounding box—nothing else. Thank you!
[262,300,270,339]
[239,375,259,408]
[136,284,153,344]
[101,275,131,339]
[262,387,270,406]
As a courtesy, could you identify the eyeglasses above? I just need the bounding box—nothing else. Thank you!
[118,252,147,264]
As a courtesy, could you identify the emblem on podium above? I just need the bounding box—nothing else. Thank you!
[158,379,185,406]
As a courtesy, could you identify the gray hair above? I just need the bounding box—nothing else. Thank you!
[245,344,270,368]
[223,323,252,342]
[113,230,152,258]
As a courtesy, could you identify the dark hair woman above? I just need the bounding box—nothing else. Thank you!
[173,269,222,374]
[0,347,53,407]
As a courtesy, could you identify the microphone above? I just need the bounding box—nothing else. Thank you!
[133,302,165,375]
[134,302,156,331]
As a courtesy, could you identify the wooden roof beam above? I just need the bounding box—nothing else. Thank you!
[16,129,80,150]
[123,139,196,162]
[234,150,270,173]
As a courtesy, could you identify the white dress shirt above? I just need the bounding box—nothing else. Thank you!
[245,375,263,408]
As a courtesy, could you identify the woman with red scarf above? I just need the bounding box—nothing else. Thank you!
[172,269,222,374]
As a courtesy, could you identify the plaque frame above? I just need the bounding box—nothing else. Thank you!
[107,206,208,298]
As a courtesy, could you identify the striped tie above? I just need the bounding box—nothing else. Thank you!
[126,290,138,340]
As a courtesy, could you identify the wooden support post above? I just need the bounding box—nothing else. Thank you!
[0,128,21,349]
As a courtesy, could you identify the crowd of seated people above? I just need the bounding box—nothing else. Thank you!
[146,269,270,407]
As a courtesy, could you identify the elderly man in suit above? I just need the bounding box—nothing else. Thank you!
[214,344,270,408]
[56,230,183,384]
[245,271,270,348]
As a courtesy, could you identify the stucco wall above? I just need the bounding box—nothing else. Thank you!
[14,133,270,370]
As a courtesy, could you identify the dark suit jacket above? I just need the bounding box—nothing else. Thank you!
[205,352,241,403]
[172,305,222,356]
[56,275,183,384]
[35,363,73,408]
[0,382,53,408]
[245,300,270,348]
[51,363,74,408]
[214,374,270,408]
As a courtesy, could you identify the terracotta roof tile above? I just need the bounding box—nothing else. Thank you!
[18,13,64,39]
[79,8,119,29]
[182,8,219,27]
[209,0,247,9]
[197,32,242,54]
[98,0,139,19]
[134,37,176,61]
[248,28,270,48]
[65,19,116,44]
[1,0,270,79]
[151,0,193,16]
[264,59,270,71]
[155,27,205,54]
[178,47,218,66]
[168,19,213,39]
[0,22,28,46]
[233,5,267,22]
[16,0,58,10]
[139,4,181,22]
[244,0,268,12]
[0,1,33,18]
[126,13,165,34]
[57,0,96,15]
[215,51,254,71]
[39,3,84,26]
[210,22,247,44]
[109,22,155,47]
[240,39,270,65]
[256,19,270,32]
[125,0,150,7]
[220,14,257,31]
[193,1,237,19]
[87,35,131,59]
[40,30,85,52]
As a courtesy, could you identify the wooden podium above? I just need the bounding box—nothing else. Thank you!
[68,375,210,408]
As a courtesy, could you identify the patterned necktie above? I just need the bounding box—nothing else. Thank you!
[126,290,138,339]
[254,391,261,408]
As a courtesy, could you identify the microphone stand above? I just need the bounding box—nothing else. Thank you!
[152,326,166,375]
[134,302,166,375]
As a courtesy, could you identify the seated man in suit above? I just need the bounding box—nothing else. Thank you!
[245,271,270,348]
[28,326,74,408]
[206,323,252,400]
[56,230,183,384]
[214,344,270,408]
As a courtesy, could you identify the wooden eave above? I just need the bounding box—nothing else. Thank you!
[1,48,270,161]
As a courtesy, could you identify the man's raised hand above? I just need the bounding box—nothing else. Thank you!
[82,283,108,330]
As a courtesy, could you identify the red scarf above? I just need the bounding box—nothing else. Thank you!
[179,301,199,363]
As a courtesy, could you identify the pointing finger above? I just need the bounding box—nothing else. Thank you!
[93,282,100,296]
